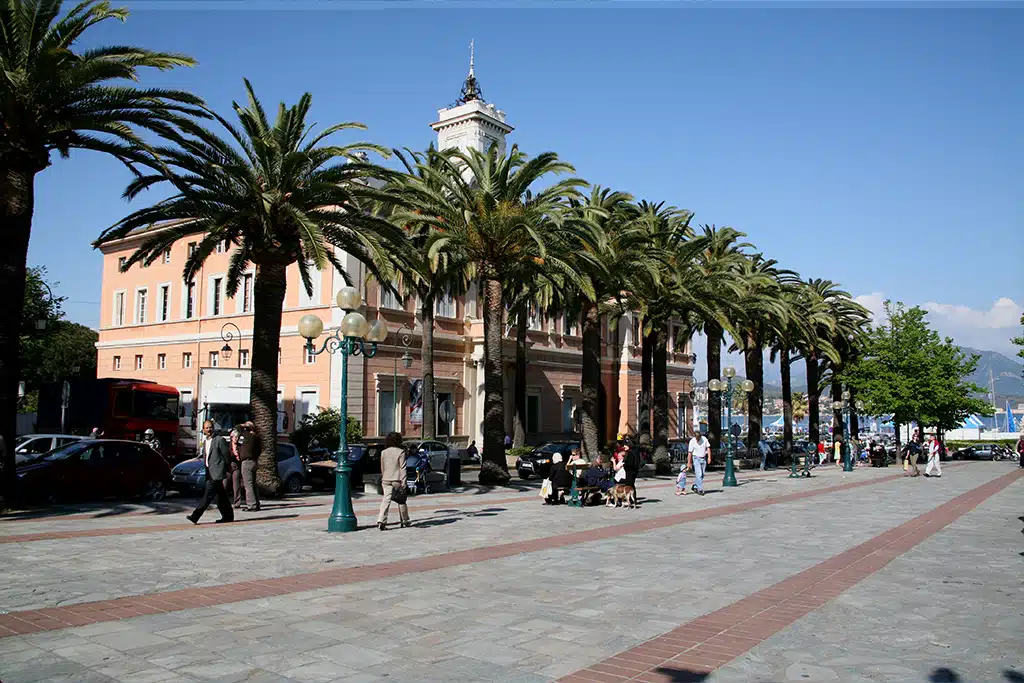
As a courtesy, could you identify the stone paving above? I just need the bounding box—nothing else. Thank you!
[0,462,1019,683]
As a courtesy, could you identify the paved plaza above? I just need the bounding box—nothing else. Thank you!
[0,462,1020,683]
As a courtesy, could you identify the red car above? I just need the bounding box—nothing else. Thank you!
[15,439,172,504]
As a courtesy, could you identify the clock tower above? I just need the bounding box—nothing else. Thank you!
[430,41,513,155]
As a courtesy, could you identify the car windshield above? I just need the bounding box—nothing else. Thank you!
[134,391,179,420]
[535,443,570,453]
[14,435,31,447]
[44,442,92,461]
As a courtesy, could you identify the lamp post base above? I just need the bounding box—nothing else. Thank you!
[723,456,738,487]
[326,464,358,533]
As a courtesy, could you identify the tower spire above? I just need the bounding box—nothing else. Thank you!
[457,39,483,104]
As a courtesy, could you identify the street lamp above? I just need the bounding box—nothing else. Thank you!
[392,324,414,434]
[708,365,754,487]
[298,287,387,532]
[220,322,242,368]
[833,388,853,472]
[35,281,55,330]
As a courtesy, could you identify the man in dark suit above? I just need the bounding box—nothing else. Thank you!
[187,420,234,524]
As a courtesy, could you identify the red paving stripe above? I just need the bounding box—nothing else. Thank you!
[0,466,944,638]
[560,468,1023,682]
[0,468,793,543]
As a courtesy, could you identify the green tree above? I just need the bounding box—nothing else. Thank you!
[290,408,361,454]
[1012,314,1024,368]
[845,301,990,455]
[95,81,402,496]
[392,144,587,483]
[1,0,202,499]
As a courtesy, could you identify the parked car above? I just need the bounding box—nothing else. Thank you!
[516,441,580,480]
[952,444,997,461]
[305,444,384,492]
[13,434,85,465]
[170,442,306,494]
[15,439,171,503]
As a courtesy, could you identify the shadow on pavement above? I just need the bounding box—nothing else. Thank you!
[653,666,709,682]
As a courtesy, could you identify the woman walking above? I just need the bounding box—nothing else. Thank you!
[377,432,411,531]
[924,434,942,478]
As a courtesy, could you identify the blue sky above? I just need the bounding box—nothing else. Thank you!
[29,3,1023,353]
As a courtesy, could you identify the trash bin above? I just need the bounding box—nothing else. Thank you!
[448,453,462,487]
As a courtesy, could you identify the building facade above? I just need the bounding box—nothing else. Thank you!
[95,60,695,451]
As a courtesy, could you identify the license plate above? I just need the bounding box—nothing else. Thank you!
[521,462,534,469]
[173,475,189,483]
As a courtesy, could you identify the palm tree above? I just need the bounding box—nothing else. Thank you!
[728,256,794,454]
[692,225,752,457]
[799,279,854,448]
[95,81,402,495]
[0,0,204,499]
[384,147,472,440]
[392,144,587,483]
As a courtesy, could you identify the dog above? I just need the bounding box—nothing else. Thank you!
[605,484,637,509]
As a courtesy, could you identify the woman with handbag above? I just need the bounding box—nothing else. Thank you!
[377,432,411,531]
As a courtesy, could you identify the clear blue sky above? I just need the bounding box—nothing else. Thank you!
[30,4,1024,351]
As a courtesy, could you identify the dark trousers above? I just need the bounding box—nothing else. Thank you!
[226,461,242,506]
[192,477,233,522]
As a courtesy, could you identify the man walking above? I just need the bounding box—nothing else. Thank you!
[758,438,771,471]
[238,421,260,511]
[688,430,711,496]
[1016,433,1024,468]
[187,420,234,524]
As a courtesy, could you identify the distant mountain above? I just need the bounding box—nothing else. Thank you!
[960,347,1024,401]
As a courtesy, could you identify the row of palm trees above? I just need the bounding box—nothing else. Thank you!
[0,0,869,496]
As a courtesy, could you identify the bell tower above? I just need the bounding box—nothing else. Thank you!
[431,40,514,154]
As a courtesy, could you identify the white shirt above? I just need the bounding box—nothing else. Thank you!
[689,436,710,459]
[204,437,212,467]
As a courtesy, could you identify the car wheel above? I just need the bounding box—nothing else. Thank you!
[285,474,303,495]
[143,480,167,502]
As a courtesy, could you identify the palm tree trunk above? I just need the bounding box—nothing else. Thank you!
[653,325,669,464]
[251,260,287,496]
[479,277,509,483]
[806,351,820,446]
[706,322,723,458]
[512,306,528,448]
[0,167,35,504]
[831,380,843,460]
[580,302,601,460]
[848,387,860,440]
[744,334,764,452]
[781,348,794,456]
[639,329,653,447]
[420,293,436,440]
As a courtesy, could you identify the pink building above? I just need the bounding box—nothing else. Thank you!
[95,64,695,453]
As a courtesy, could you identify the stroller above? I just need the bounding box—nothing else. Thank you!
[405,448,450,495]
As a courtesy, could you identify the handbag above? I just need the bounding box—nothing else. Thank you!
[391,484,408,504]
[614,468,627,482]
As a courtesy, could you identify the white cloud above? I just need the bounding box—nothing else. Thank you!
[853,294,1023,355]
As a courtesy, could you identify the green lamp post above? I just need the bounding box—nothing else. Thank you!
[834,389,855,472]
[708,365,754,488]
[298,287,388,532]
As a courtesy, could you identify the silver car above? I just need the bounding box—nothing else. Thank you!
[14,434,84,465]
[170,443,305,494]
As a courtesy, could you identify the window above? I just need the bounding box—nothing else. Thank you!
[278,349,282,366]
[135,288,148,324]
[242,273,253,313]
[158,354,166,370]
[159,284,170,322]
[239,350,249,367]
[380,281,400,310]
[183,352,192,369]
[216,239,225,254]
[118,256,127,272]
[528,304,542,331]
[296,389,319,425]
[632,317,641,346]
[671,326,683,353]
[379,389,396,435]
[304,347,316,365]
[135,355,144,371]
[209,351,219,368]
[185,280,196,320]
[526,393,541,434]
[211,277,223,316]
[113,291,126,327]
[563,312,578,337]
[562,395,576,432]
[677,396,685,438]
[162,248,171,264]
[435,287,455,318]
[298,265,320,307]
[179,389,194,420]
[188,242,198,258]
[436,392,453,436]
[113,356,121,371]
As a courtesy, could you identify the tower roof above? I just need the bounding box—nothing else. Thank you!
[456,39,484,104]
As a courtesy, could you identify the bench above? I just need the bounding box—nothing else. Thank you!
[788,454,813,478]
[567,480,603,508]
